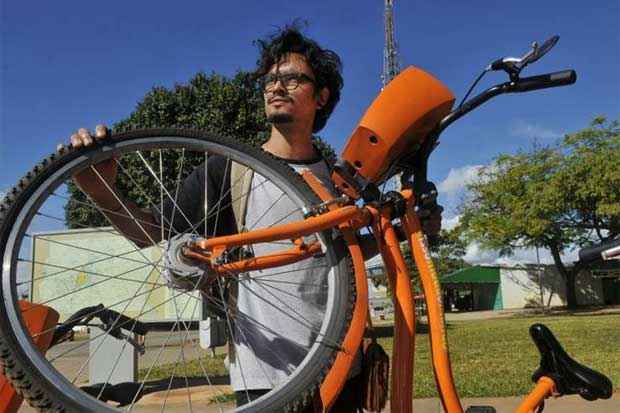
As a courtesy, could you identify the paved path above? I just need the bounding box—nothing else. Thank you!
[408,394,620,412]
[19,392,619,412]
[439,305,620,323]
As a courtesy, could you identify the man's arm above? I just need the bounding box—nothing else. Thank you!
[67,127,238,249]
[66,126,166,248]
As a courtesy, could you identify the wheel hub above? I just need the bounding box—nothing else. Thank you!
[162,234,209,291]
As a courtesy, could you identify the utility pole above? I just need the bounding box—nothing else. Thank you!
[536,246,545,309]
[382,0,401,88]
[382,0,402,190]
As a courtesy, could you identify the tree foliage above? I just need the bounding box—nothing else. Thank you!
[65,71,336,228]
[404,228,470,293]
[372,227,471,294]
[460,117,620,308]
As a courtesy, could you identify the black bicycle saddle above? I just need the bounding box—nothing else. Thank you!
[529,323,613,401]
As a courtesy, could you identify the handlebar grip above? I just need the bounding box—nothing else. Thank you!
[579,238,620,264]
[102,309,149,336]
[511,70,577,93]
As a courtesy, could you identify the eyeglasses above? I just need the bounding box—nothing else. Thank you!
[261,72,315,92]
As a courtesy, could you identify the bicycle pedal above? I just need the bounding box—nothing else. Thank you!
[465,407,496,413]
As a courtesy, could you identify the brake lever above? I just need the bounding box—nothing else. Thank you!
[521,41,539,64]
[488,41,541,80]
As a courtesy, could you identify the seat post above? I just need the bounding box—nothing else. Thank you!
[515,376,556,413]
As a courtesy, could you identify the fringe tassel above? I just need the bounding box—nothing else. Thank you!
[362,336,390,412]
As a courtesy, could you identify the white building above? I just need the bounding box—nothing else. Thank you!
[441,264,619,311]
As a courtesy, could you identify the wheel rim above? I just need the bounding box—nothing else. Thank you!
[1,132,350,412]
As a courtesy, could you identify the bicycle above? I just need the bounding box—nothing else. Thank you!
[0,35,614,412]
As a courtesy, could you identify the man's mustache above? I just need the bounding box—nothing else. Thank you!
[268,96,293,104]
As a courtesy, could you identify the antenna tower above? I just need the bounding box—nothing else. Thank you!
[382,0,402,190]
[382,0,401,87]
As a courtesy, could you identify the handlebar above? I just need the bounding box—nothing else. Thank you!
[100,308,149,336]
[579,238,620,264]
[511,70,576,93]
[50,304,149,347]
[438,69,577,134]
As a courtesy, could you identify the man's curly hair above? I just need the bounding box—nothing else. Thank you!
[254,24,343,133]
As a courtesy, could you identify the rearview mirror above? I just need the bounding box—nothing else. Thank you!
[524,35,559,66]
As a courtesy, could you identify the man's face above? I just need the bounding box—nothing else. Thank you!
[263,53,325,128]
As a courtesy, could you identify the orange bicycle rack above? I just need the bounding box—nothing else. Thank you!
[0,301,59,413]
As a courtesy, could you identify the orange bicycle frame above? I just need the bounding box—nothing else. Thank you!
[185,67,559,412]
[187,180,558,413]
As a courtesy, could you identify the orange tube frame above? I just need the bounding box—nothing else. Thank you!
[193,205,367,251]
[300,170,370,411]
[184,177,553,413]
[401,189,464,413]
[515,377,555,413]
[375,209,416,412]
[183,182,440,411]
[184,240,323,274]
[187,205,371,277]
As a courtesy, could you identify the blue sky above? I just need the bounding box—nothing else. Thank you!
[2,0,619,263]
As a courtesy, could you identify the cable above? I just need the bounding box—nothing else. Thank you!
[458,69,489,109]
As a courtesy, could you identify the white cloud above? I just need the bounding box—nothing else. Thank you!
[463,242,579,266]
[510,121,562,140]
[437,165,483,196]
[463,243,501,264]
[442,214,461,231]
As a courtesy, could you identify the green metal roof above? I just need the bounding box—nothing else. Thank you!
[441,266,500,284]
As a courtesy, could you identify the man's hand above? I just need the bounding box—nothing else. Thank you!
[415,180,443,241]
[61,125,119,206]
[419,203,443,239]
[59,124,160,247]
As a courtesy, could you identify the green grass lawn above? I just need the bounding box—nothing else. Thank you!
[377,313,620,398]
[137,313,619,399]
[138,353,228,381]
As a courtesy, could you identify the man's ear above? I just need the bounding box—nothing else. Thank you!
[317,87,330,109]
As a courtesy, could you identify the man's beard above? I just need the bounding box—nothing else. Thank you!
[267,113,294,124]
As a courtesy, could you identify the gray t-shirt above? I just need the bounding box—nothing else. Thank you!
[228,158,334,391]
[155,154,356,391]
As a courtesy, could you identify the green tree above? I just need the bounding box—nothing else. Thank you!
[460,117,620,309]
[372,227,470,294]
[403,227,471,292]
[65,71,336,228]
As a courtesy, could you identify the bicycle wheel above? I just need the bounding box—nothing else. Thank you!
[0,129,355,412]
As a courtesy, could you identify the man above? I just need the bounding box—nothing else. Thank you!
[67,26,441,411]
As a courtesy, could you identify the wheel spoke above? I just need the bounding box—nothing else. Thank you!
[48,280,191,364]
[168,148,187,242]
[112,158,182,238]
[49,192,164,235]
[20,258,156,307]
[2,135,349,412]
[77,256,164,388]
[136,151,196,233]
[24,233,168,273]
[130,267,212,410]
[247,192,286,231]
[30,282,167,344]
[186,172,269,236]
[197,286,343,357]
[34,210,158,247]
[89,165,160,247]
